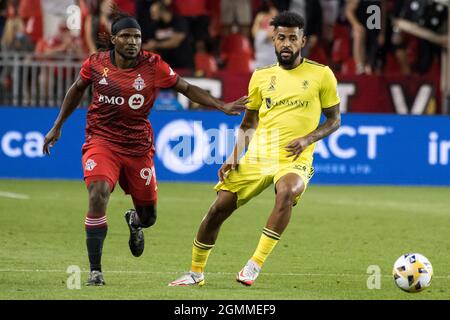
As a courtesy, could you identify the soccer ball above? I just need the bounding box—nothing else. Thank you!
[393,253,433,292]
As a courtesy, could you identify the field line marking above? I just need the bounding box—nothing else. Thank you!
[0,191,30,200]
[0,269,448,279]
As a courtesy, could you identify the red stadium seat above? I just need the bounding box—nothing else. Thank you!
[206,0,222,37]
[384,53,402,75]
[220,33,253,61]
[331,24,351,64]
[308,44,328,65]
[332,37,351,64]
[194,52,218,76]
[333,24,350,40]
[225,52,252,74]
[341,58,356,75]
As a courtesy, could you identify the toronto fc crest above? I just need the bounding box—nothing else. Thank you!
[133,74,145,91]
[85,159,97,171]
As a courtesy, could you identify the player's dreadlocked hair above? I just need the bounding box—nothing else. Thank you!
[96,5,135,51]
[96,32,114,51]
[270,11,305,30]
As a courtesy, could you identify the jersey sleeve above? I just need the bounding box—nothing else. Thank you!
[154,57,179,88]
[320,66,340,109]
[79,57,92,84]
[246,71,262,110]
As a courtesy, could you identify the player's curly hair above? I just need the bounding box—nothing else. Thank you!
[270,11,305,30]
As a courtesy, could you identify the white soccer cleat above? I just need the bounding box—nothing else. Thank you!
[236,260,261,286]
[168,271,205,287]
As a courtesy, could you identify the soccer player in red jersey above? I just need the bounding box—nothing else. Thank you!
[42,14,248,286]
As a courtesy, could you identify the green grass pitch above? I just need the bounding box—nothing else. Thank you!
[0,180,449,300]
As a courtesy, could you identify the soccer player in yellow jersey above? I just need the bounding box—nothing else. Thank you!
[169,11,341,287]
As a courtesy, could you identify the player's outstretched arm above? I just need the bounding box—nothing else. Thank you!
[286,104,341,161]
[43,77,90,155]
[218,109,259,181]
[173,77,249,115]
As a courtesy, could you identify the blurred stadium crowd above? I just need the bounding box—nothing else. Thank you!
[0,0,448,108]
[1,0,447,74]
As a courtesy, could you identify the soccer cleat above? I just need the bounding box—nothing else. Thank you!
[236,260,261,286]
[86,270,105,286]
[124,209,144,257]
[168,271,205,287]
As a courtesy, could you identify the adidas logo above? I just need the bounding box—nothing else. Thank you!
[99,77,108,85]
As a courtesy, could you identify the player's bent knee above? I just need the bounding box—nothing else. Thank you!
[140,211,157,228]
[276,187,302,208]
[206,204,231,225]
[89,187,110,204]
[88,181,110,212]
[136,205,157,228]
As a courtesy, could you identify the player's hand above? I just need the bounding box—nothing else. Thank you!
[43,126,62,156]
[220,96,249,115]
[285,137,312,161]
[218,160,239,182]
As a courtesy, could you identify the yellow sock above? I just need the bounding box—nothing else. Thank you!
[251,228,281,267]
[191,239,214,273]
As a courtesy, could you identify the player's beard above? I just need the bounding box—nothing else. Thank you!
[275,49,300,67]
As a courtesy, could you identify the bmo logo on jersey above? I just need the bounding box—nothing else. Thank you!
[128,94,145,110]
[98,94,145,110]
[98,94,124,105]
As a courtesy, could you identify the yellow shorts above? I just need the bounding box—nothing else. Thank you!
[214,161,314,208]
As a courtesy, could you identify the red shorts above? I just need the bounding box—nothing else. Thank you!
[82,145,157,206]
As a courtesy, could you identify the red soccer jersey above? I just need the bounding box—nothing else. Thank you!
[79,50,178,156]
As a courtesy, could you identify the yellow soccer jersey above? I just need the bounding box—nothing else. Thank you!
[243,59,340,167]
